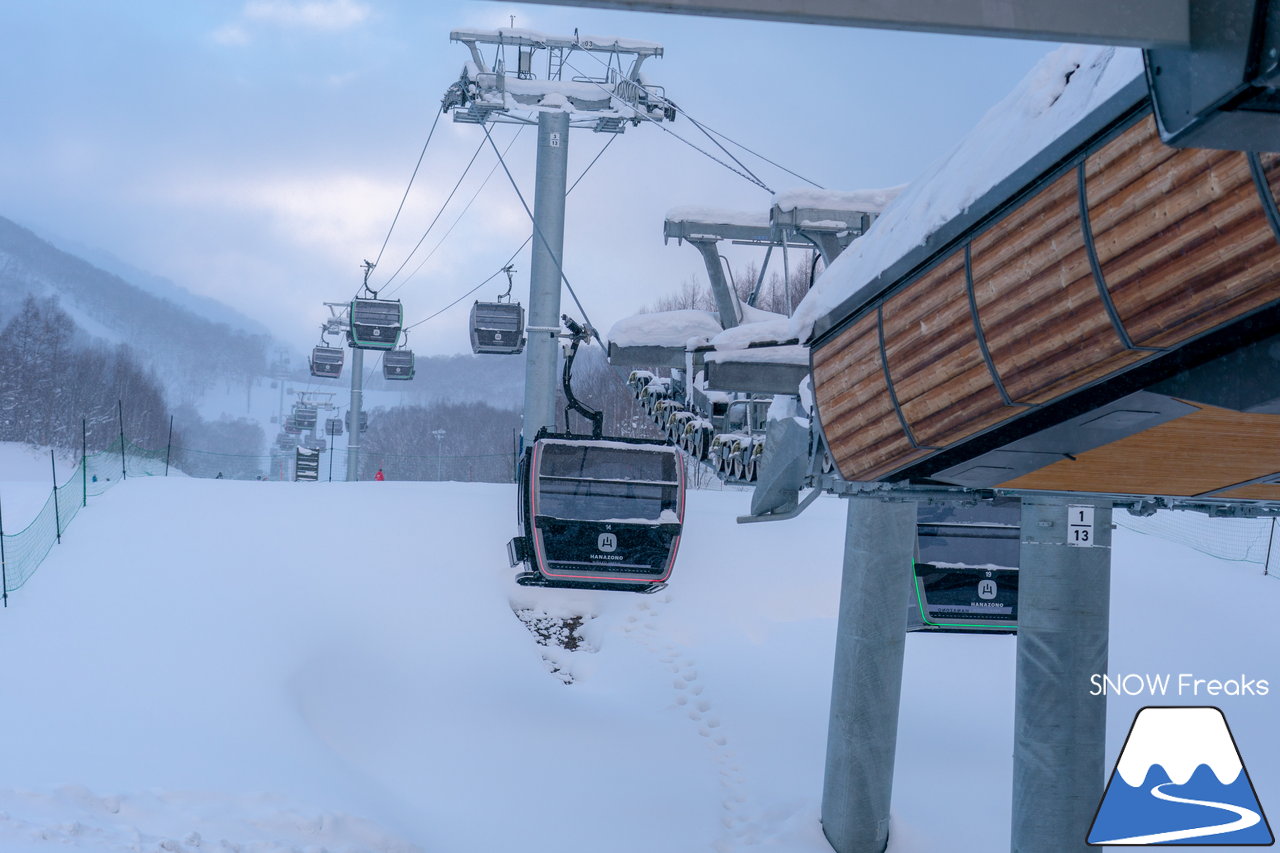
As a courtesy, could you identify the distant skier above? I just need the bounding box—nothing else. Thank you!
[374,468,385,481]
[215,472,223,479]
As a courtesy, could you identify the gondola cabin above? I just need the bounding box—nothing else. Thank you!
[383,348,415,380]
[347,298,403,351]
[470,301,525,354]
[508,435,685,592]
[309,345,344,378]
[292,405,318,430]
[908,503,1020,634]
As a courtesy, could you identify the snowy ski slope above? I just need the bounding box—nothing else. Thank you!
[0,473,1275,852]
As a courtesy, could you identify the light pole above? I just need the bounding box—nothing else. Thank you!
[433,428,446,481]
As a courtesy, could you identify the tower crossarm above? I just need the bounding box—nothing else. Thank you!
[443,26,675,130]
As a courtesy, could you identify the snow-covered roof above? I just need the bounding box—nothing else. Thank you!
[789,45,1145,343]
[773,186,905,215]
[607,309,723,348]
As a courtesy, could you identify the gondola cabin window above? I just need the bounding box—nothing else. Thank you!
[535,443,680,523]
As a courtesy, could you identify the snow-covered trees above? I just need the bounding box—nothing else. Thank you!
[0,296,170,452]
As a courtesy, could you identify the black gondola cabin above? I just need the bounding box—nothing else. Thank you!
[470,301,525,355]
[509,435,685,592]
[383,348,415,380]
[309,345,344,378]
[348,298,403,350]
[908,502,1020,634]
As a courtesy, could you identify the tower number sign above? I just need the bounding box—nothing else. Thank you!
[1067,504,1095,547]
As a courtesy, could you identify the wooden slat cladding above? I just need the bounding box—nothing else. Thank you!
[997,405,1280,496]
[1088,119,1280,348]
[1218,483,1280,501]
[970,170,1141,404]
[881,252,1015,447]
[812,313,927,481]
[812,111,1280,490]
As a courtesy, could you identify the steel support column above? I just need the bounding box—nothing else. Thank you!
[522,110,571,441]
[345,346,364,481]
[690,237,741,329]
[822,496,917,853]
[1011,495,1111,853]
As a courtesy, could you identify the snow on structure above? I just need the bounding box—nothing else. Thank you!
[665,206,770,228]
[606,309,722,348]
[773,185,905,214]
[704,344,808,366]
[789,45,1144,342]
[710,317,795,350]
[454,27,664,54]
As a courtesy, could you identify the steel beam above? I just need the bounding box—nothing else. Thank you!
[517,0,1189,47]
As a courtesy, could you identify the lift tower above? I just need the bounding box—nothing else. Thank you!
[443,28,676,442]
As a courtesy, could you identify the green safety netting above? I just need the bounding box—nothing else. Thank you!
[1,436,521,598]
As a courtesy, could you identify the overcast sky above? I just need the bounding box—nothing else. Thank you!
[0,1,1055,358]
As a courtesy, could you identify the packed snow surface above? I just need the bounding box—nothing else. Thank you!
[607,309,722,348]
[0,464,1276,852]
[790,45,1144,342]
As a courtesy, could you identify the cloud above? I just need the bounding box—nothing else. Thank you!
[242,0,370,31]
[211,24,250,46]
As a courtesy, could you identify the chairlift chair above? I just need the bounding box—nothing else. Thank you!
[507,315,686,593]
[325,417,344,437]
[470,264,525,354]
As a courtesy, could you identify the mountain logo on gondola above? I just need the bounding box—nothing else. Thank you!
[1087,706,1274,845]
[597,533,617,553]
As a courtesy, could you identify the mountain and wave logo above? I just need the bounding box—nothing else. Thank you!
[1087,706,1274,846]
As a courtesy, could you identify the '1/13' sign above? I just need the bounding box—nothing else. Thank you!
[1067,505,1094,547]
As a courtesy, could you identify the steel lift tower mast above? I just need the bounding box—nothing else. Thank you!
[443,28,677,443]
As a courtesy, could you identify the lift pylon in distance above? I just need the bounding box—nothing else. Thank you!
[507,316,686,593]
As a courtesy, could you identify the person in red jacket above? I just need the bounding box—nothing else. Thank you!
[374,468,385,481]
